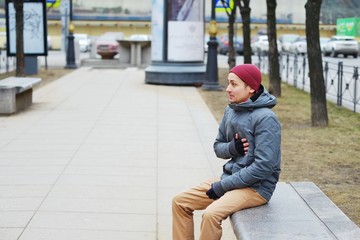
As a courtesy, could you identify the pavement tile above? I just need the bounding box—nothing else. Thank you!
[0,166,65,175]
[48,185,156,200]
[56,174,156,187]
[0,198,43,211]
[0,186,51,198]
[158,168,214,188]
[0,212,34,227]
[0,228,24,240]
[20,228,156,240]
[39,197,156,214]
[0,175,59,185]
[27,212,156,232]
[62,165,156,176]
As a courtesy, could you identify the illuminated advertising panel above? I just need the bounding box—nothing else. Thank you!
[167,0,204,62]
[6,0,48,56]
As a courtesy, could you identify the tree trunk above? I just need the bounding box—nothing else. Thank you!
[14,0,25,77]
[266,0,281,97]
[238,0,251,64]
[305,0,328,127]
[227,5,236,69]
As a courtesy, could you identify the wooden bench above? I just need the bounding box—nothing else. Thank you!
[0,77,41,114]
[230,182,360,240]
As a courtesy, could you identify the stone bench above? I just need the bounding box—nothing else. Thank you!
[0,77,41,114]
[230,182,360,240]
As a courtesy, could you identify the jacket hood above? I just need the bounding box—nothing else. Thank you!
[228,85,277,111]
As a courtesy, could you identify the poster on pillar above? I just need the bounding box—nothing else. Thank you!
[167,0,204,62]
[5,0,48,56]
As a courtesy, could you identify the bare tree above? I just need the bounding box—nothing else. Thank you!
[266,0,281,96]
[221,0,237,69]
[14,0,25,77]
[305,0,328,127]
[237,0,251,63]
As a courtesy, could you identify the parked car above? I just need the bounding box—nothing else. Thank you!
[47,36,52,50]
[323,35,358,58]
[251,35,268,54]
[251,35,281,54]
[278,34,300,53]
[289,36,307,55]
[320,37,330,53]
[74,33,91,52]
[95,32,124,59]
[218,34,244,55]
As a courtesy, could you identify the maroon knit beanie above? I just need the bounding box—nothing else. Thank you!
[230,64,262,91]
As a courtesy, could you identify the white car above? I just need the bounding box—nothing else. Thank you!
[323,35,358,58]
[289,36,307,55]
[320,37,330,53]
[279,34,300,53]
[74,34,91,52]
[47,36,52,50]
[251,35,281,54]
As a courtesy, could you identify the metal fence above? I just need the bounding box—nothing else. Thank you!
[255,53,360,113]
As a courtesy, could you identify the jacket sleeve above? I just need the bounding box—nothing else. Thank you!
[213,109,235,159]
[221,114,281,191]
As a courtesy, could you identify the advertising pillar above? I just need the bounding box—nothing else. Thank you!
[145,0,206,86]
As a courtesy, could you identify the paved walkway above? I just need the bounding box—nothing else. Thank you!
[0,67,236,240]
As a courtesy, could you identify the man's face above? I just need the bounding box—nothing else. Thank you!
[226,73,255,103]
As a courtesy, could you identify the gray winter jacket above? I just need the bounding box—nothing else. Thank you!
[213,85,281,202]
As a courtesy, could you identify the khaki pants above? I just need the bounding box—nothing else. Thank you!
[172,178,267,240]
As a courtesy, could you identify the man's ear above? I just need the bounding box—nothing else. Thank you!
[249,88,256,94]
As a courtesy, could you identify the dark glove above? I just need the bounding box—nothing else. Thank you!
[206,182,226,200]
[206,187,219,200]
[234,137,246,155]
[229,133,247,156]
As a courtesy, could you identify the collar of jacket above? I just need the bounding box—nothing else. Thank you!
[250,85,264,102]
[228,85,277,112]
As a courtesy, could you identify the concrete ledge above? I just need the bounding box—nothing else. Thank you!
[291,182,360,239]
[230,182,360,240]
[81,59,149,69]
[145,62,205,86]
[0,77,41,114]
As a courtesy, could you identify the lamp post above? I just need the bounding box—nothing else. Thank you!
[202,0,222,90]
[65,0,77,69]
[65,22,77,69]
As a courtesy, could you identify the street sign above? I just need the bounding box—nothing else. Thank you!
[47,0,60,8]
[215,0,234,12]
[215,0,230,8]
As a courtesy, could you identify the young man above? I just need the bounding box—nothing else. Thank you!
[172,64,281,240]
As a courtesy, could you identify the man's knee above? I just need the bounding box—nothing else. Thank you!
[202,208,221,222]
[172,192,187,211]
[172,193,183,206]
